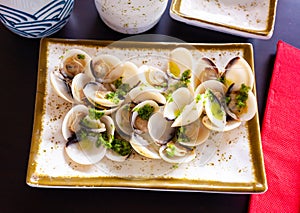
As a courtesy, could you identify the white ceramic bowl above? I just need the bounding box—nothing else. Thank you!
[0,0,74,38]
[95,0,168,34]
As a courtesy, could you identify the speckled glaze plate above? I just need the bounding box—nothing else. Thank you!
[170,0,278,39]
[26,38,267,192]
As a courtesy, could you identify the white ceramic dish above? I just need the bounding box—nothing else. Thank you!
[170,0,278,39]
[26,38,267,193]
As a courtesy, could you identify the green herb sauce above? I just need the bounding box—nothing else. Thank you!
[236,83,250,108]
[137,104,155,120]
[77,54,85,60]
[111,138,131,156]
[177,126,189,142]
[105,92,120,104]
[166,143,176,157]
[88,108,105,120]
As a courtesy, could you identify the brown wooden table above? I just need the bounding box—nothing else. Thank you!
[1,0,298,212]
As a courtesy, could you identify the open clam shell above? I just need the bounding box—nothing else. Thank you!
[132,89,166,105]
[139,65,168,91]
[62,105,88,140]
[194,79,226,96]
[60,49,93,79]
[177,118,210,147]
[163,87,194,121]
[159,142,196,164]
[202,116,241,132]
[90,54,122,83]
[239,91,257,121]
[130,133,161,159]
[71,73,93,104]
[50,49,93,103]
[62,105,108,165]
[128,85,153,100]
[193,57,219,89]
[83,81,124,108]
[100,115,115,139]
[65,140,107,165]
[223,56,254,91]
[105,149,128,162]
[168,47,193,79]
[171,99,203,127]
[226,90,257,122]
[148,111,176,145]
[120,61,140,88]
[204,89,226,130]
[115,103,133,136]
[131,100,160,134]
[128,86,166,105]
[50,70,74,103]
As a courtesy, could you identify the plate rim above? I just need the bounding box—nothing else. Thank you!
[170,0,278,39]
[26,38,267,193]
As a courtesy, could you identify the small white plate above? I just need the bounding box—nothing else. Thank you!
[170,0,278,39]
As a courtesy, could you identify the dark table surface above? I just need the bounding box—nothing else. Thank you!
[1,0,299,212]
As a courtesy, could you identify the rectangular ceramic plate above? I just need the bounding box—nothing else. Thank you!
[26,38,267,193]
[170,0,278,39]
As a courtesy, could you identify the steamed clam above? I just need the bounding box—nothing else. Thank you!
[119,61,140,88]
[159,142,196,164]
[83,59,141,111]
[118,92,172,159]
[176,118,210,147]
[225,83,257,122]
[193,56,257,131]
[83,81,124,108]
[194,57,219,86]
[203,89,228,131]
[132,89,166,105]
[50,49,93,103]
[128,86,166,105]
[90,54,122,83]
[148,111,176,145]
[62,105,108,165]
[168,47,193,79]
[139,65,168,91]
[71,73,93,104]
[62,104,132,164]
[171,98,203,128]
[163,87,194,121]
[131,100,160,134]
[130,133,161,159]
[114,103,133,136]
[194,56,254,89]
[115,98,163,159]
[60,49,93,78]
[194,80,235,131]
[128,96,173,158]
[223,57,254,91]
[221,57,257,124]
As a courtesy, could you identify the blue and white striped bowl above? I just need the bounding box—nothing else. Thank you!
[0,0,74,38]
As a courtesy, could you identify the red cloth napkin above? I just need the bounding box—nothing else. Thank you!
[249,41,300,213]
